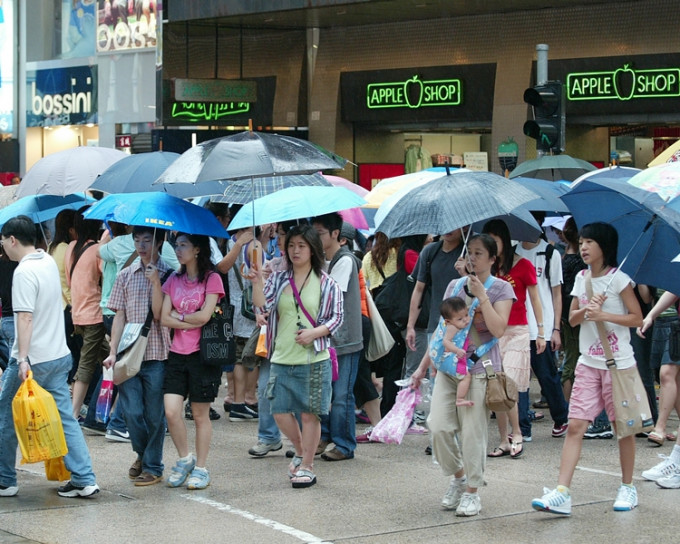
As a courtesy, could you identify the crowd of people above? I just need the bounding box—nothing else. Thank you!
[0,200,679,520]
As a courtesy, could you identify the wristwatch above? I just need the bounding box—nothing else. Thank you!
[179,314,185,322]
[17,357,29,364]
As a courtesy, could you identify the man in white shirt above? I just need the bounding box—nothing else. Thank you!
[0,215,99,498]
[515,220,569,441]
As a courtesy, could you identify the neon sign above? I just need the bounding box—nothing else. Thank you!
[567,64,680,101]
[366,75,462,109]
[170,102,251,122]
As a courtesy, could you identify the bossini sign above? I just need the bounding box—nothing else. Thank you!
[567,64,680,101]
[27,66,98,127]
[367,75,462,109]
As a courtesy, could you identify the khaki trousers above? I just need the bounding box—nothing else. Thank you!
[427,371,489,489]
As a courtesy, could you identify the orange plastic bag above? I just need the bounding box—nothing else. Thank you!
[44,456,71,481]
[255,325,268,358]
[12,371,68,464]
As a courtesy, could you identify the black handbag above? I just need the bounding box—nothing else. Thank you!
[200,272,237,367]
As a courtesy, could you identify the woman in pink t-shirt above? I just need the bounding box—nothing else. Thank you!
[161,233,224,491]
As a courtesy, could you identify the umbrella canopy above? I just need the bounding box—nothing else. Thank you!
[571,165,641,187]
[512,177,570,213]
[16,147,127,198]
[209,173,333,205]
[509,154,596,182]
[154,131,347,186]
[0,185,17,208]
[323,175,368,197]
[471,209,543,242]
[83,192,228,238]
[0,193,94,229]
[648,139,680,167]
[363,168,451,209]
[227,186,366,231]
[561,178,680,294]
[375,171,539,238]
[627,162,680,202]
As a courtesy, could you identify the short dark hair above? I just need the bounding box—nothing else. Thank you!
[132,226,165,249]
[440,296,467,320]
[285,224,325,276]
[1,215,37,246]
[312,212,343,240]
[579,222,618,269]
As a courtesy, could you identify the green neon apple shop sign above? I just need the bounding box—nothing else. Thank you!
[567,64,680,101]
[366,75,463,109]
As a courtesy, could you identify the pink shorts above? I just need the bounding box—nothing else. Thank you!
[568,363,616,423]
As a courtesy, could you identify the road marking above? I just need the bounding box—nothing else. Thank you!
[182,494,333,543]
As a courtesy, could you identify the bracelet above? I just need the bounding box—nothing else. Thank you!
[553,328,561,332]
[480,298,491,305]
[536,334,546,339]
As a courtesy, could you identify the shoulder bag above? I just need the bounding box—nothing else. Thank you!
[585,272,654,439]
[364,286,395,361]
[200,272,237,367]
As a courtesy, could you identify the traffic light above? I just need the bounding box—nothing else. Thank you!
[523,81,565,154]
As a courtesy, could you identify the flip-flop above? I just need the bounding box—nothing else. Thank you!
[291,469,317,488]
[511,441,524,459]
[487,447,511,458]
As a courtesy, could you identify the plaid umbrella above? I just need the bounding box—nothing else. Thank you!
[209,173,332,205]
[376,171,539,238]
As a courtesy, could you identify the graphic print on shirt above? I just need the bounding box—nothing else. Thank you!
[173,280,205,315]
[588,330,620,357]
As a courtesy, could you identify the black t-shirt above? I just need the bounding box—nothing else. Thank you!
[0,259,18,318]
[561,252,586,322]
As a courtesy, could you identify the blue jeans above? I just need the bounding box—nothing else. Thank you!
[321,350,360,457]
[117,359,166,477]
[520,342,569,436]
[0,317,15,371]
[0,355,97,488]
[257,360,281,444]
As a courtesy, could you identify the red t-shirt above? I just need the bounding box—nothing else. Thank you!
[502,257,537,326]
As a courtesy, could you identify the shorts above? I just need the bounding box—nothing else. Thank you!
[568,362,615,423]
[650,316,678,368]
[267,359,332,417]
[74,323,110,383]
[236,335,260,370]
[164,350,222,403]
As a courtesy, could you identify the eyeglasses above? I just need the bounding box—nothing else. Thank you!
[315,230,329,237]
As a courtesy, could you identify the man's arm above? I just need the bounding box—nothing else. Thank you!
[405,281,426,351]
[15,312,33,381]
[551,284,562,351]
[103,310,126,369]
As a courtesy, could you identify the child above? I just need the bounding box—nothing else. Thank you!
[439,297,473,407]
[531,222,643,516]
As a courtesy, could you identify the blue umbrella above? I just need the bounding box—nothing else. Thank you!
[571,165,641,187]
[83,192,228,238]
[561,178,680,294]
[0,193,93,228]
[227,186,366,230]
[512,177,570,213]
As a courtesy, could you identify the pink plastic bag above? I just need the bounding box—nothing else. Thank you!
[370,388,421,444]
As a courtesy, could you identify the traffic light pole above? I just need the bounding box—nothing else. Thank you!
[536,43,549,86]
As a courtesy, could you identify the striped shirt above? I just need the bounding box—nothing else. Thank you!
[256,269,343,354]
[107,258,172,362]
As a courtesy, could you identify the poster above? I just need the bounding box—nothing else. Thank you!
[62,0,96,59]
[0,0,14,134]
[97,0,161,52]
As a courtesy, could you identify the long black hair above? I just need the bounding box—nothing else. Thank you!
[175,232,214,283]
[397,234,427,270]
[285,224,325,276]
[48,209,77,255]
[579,222,618,270]
[482,219,513,276]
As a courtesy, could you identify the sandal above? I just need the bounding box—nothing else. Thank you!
[291,468,317,489]
[487,446,511,458]
[288,455,303,478]
[666,431,678,442]
[647,431,665,447]
[510,441,524,459]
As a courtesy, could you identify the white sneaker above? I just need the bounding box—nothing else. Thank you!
[641,454,678,481]
[0,485,18,497]
[656,467,680,489]
[455,492,481,516]
[441,477,466,510]
[613,484,638,511]
[531,487,572,515]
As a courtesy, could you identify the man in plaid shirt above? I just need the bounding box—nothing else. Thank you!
[103,226,173,486]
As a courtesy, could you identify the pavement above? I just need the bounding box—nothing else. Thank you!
[1,387,679,544]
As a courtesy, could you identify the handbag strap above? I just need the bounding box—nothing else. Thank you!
[585,271,617,369]
[289,272,316,326]
[143,268,174,334]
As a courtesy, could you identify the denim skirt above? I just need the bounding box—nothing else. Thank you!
[267,359,332,416]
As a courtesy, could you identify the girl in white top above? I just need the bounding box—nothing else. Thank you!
[532,222,642,516]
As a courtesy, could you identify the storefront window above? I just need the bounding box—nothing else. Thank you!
[0,0,15,135]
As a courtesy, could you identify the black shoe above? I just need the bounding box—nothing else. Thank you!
[57,481,100,498]
[209,408,221,421]
[425,445,432,455]
[285,449,295,458]
[584,423,613,439]
[246,402,259,414]
[184,404,193,420]
[223,401,232,413]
